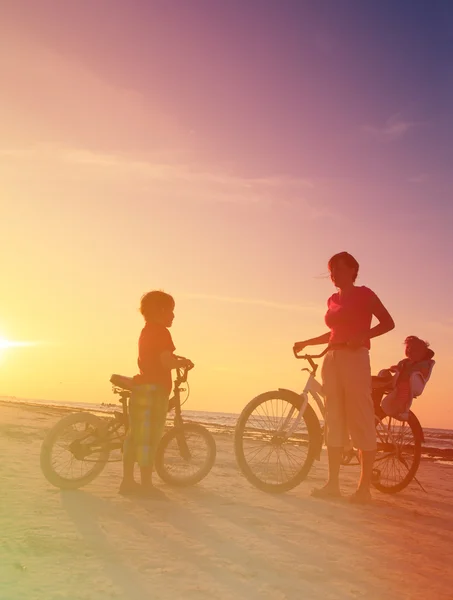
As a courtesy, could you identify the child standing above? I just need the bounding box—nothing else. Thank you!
[119,291,193,497]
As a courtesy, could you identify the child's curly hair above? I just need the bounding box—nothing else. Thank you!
[140,290,174,322]
[404,335,430,348]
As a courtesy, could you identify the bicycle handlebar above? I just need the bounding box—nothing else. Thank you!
[293,346,329,361]
[174,356,194,383]
[174,355,194,367]
[292,345,340,371]
[293,342,352,360]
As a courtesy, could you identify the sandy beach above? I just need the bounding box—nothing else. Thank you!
[1,401,452,600]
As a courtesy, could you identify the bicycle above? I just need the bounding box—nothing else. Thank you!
[40,359,217,490]
[234,346,424,494]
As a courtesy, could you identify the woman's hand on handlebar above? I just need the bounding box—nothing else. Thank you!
[293,341,308,355]
[293,333,331,355]
[293,343,330,361]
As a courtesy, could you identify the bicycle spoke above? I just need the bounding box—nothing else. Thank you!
[48,418,108,481]
[240,396,311,487]
[161,431,211,478]
[374,414,419,491]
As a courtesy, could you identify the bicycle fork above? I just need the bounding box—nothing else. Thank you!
[173,408,192,461]
[276,393,310,438]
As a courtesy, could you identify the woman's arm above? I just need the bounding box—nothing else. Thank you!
[369,296,395,340]
[294,332,331,353]
[346,295,395,349]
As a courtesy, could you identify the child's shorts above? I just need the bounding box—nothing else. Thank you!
[123,384,169,468]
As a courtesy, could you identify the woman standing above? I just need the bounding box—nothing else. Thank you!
[293,252,395,503]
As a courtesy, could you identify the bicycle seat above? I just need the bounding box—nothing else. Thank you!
[110,374,135,391]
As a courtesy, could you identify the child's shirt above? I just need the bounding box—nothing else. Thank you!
[392,352,434,384]
[133,322,175,394]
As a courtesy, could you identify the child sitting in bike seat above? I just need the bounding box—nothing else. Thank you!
[119,290,193,498]
[373,336,435,420]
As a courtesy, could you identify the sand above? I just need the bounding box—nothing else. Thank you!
[1,401,452,600]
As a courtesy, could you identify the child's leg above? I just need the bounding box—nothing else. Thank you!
[380,383,411,418]
[119,427,141,494]
[121,423,136,482]
[140,466,153,487]
[132,386,169,490]
[122,456,135,483]
[140,389,169,488]
[120,461,142,494]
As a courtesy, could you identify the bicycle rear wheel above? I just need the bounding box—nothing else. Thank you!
[372,411,422,494]
[40,412,111,490]
[234,391,321,493]
[155,423,216,486]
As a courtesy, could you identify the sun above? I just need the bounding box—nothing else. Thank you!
[0,338,35,351]
[0,338,16,350]
[0,337,35,362]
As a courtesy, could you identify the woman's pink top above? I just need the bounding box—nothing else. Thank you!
[325,286,377,349]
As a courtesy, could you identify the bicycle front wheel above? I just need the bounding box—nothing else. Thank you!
[372,411,422,494]
[234,391,321,493]
[155,423,216,486]
[40,412,111,490]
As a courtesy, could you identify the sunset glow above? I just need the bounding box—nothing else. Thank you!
[0,339,34,350]
[1,1,452,428]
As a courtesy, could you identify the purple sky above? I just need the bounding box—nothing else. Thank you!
[1,0,453,425]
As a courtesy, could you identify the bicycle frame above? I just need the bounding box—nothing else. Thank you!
[73,365,192,463]
[301,373,326,418]
[275,377,323,438]
[281,348,413,459]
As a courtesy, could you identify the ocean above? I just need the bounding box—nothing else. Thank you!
[1,395,452,463]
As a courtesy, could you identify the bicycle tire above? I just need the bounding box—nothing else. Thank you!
[234,391,321,493]
[40,412,111,490]
[372,411,423,494]
[155,423,216,486]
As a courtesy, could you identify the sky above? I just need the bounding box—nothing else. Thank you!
[1,0,453,428]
